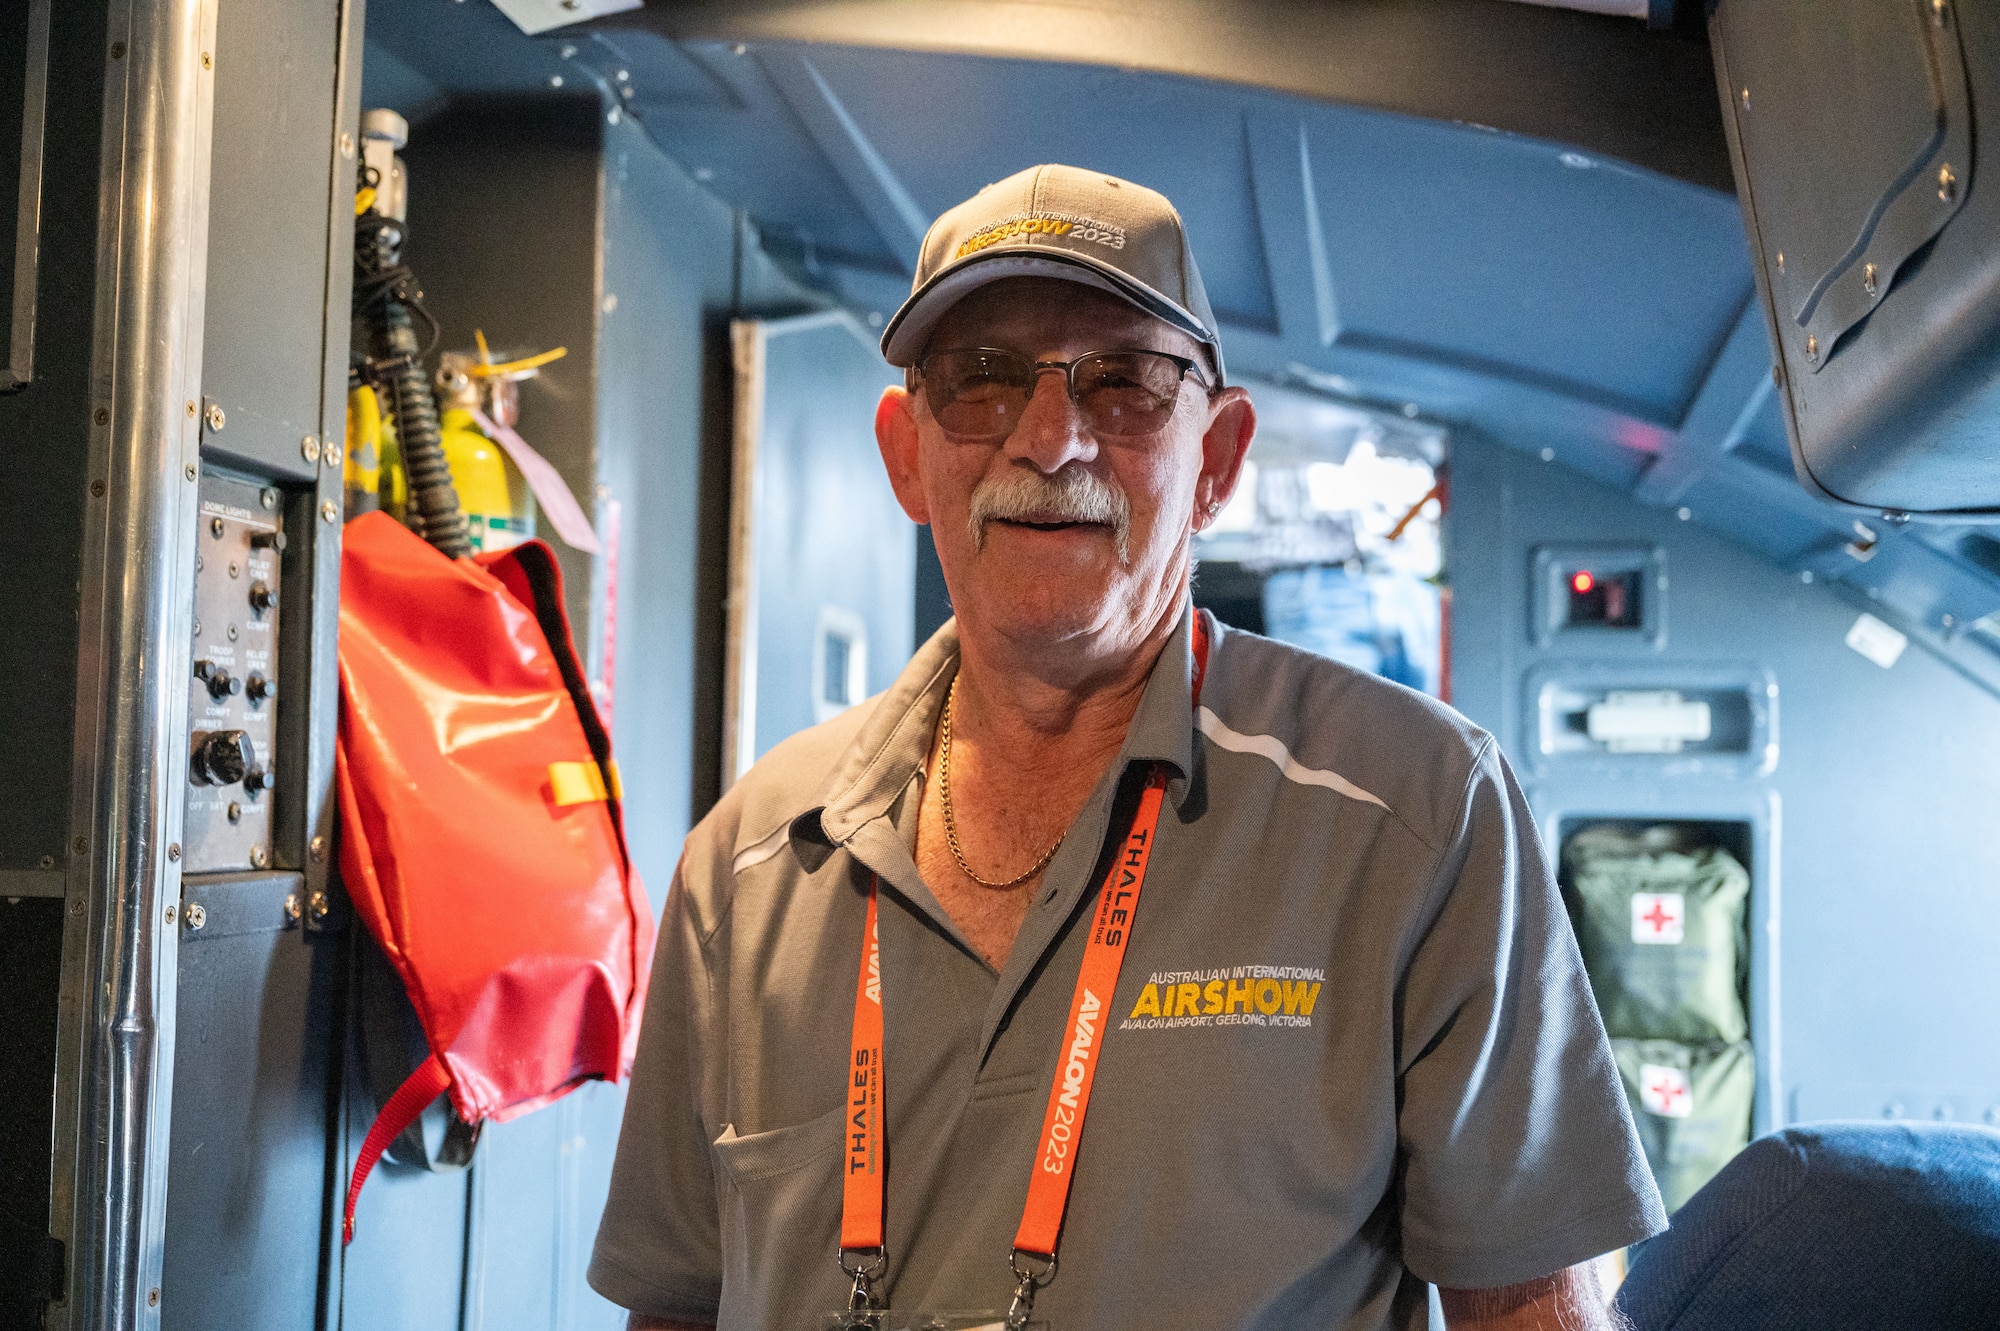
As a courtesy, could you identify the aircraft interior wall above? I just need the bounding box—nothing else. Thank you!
[1449,430,2000,1130]
[329,84,825,1331]
[8,3,2000,1329]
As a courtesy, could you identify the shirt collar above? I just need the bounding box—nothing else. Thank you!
[803,600,1203,857]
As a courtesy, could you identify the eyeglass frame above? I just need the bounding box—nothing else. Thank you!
[910,345,1217,439]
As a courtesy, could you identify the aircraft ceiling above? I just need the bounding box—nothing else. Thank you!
[364,0,2000,694]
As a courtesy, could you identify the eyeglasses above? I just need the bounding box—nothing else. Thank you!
[916,347,1212,440]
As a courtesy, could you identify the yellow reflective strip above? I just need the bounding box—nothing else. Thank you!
[605,760,623,800]
[548,761,609,806]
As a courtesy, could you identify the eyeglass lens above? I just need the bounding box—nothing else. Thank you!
[923,350,1189,439]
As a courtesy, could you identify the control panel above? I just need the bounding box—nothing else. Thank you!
[184,474,284,873]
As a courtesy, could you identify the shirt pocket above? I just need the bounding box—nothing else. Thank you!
[711,1105,849,1331]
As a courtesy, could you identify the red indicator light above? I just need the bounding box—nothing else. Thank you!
[1572,571,1596,594]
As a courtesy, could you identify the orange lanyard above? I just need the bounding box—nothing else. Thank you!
[840,614,1208,1320]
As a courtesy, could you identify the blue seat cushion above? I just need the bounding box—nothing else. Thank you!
[1616,1122,2000,1330]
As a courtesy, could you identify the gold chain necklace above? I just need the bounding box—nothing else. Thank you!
[938,676,1065,890]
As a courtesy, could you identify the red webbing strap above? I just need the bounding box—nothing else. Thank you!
[343,1052,452,1244]
[841,884,886,1253]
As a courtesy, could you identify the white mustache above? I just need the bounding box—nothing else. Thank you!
[966,466,1133,563]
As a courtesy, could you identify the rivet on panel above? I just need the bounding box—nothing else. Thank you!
[301,435,321,463]
[74,836,88,854]
[90,480,105,498]
[38,854,53,869]
[261,488,278,509]
[184,903,207,931]
[321,499,339,523]
[1539,447,1555,462]
[251,845,270,868]
[310,835,328,863]
[285,893,302,922]
[309,891,330,921]
[165,842,179,861]
[325,441,343,468]
[164,904,176,924]
[1804,334,1820,363]
[339,131,355,158]
[1863,262,1878,295]
[1677,507,1692,522]
[1939,165,1957,202]
[185,464,198,482]
[201,51,211,70]
[205,402,225,431]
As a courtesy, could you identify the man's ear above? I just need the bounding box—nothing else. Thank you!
[875,385,932,525]
[1196,386,1257,522]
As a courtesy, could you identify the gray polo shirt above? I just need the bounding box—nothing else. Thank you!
[590,608,1666,1330]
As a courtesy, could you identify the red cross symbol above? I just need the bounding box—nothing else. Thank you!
[1648,1075,1687,1113]
[1641,900,1676,935]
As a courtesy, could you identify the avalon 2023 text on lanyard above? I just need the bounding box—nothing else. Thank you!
[829,615,1210,1331]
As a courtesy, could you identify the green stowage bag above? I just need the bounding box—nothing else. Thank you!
[1563,826,1749,1043]
[1612,1038,1755,1212]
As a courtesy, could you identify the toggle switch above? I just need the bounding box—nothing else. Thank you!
[191,730,255,786]
[197,662,242,701]
[249,530,286,552]
[245,673,271,703]
[244,764,272,794]
[248,581,276,614]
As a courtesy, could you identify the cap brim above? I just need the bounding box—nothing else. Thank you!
[880,249,1223,380]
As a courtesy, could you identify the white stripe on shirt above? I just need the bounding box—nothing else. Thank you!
[731,820,792,875]
[1197,706,1391,812]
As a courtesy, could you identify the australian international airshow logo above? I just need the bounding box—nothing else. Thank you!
[1120,963,1324,1031]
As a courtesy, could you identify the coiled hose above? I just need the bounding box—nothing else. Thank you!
[354,212,471,559]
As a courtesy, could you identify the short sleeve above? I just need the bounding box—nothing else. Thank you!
[1394,739,1668,1289]
[588,862,725,1321]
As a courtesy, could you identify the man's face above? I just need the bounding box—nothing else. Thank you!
[876,278,1255,655]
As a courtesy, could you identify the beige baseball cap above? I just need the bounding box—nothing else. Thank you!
[879,163,1226,381]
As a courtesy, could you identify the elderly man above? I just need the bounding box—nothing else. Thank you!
[591,165,1665,1331]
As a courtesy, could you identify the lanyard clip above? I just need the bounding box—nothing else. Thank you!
[1005,1249,1057,1329]
[840,1247,887,1312]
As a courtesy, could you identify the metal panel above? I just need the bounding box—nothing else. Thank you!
[183,472,285,875]
[160,871,335,1331]
[1712,0,2000,513]
[51,0,220,1327]
[196,0,343,483]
